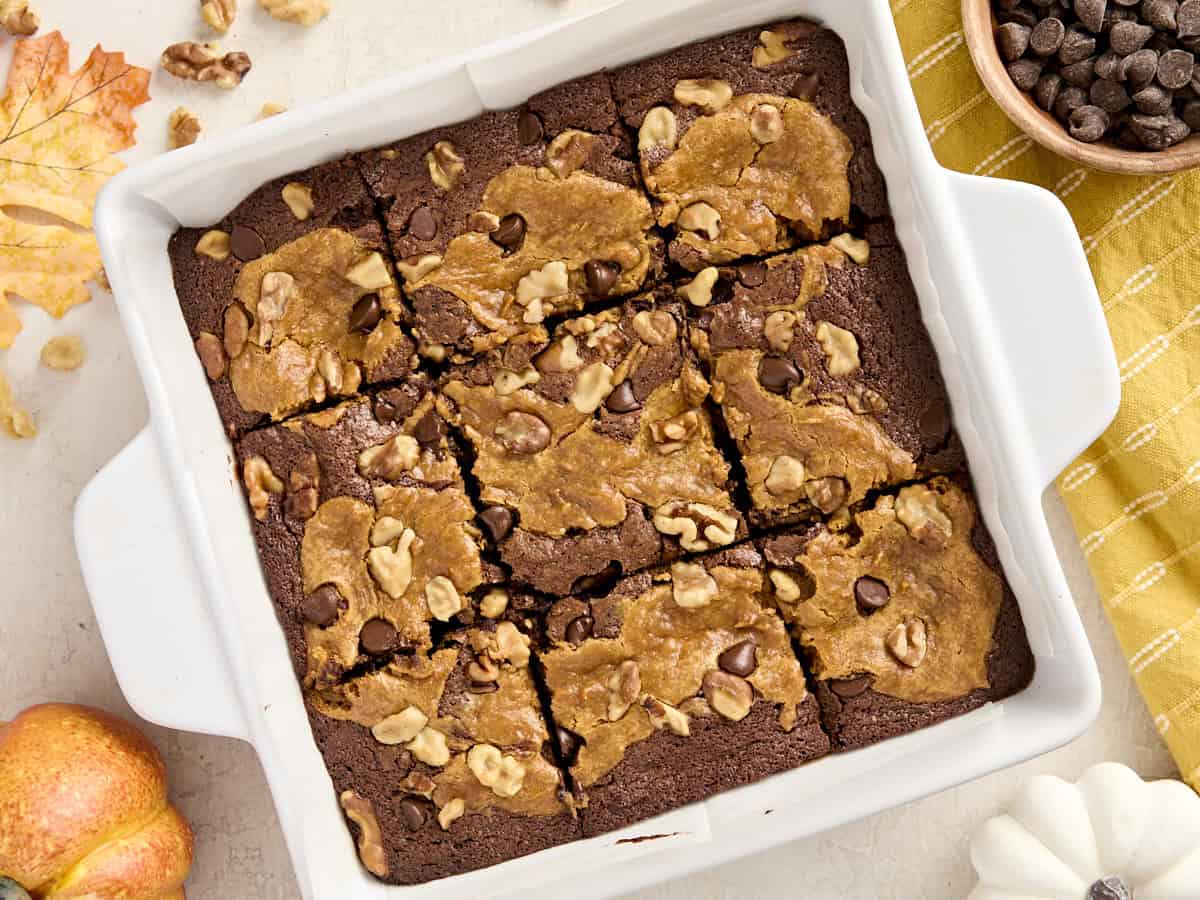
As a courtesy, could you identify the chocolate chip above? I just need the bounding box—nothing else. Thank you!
[1144,0,1179,30]
[1007,57,1046,90]
[790,71,820,100]
[517,110,544,145]
[1074,0,1107,32]
[360,618,397,655]
[1035,72,1064,110]
[564,615,594,644]
[758,356,801,394]
[1091,78,1132,111]
[583,259,621,297]
[301,584,341,626]
[718,640,758,677]
[1030,17,1066,54]
[1093,50,1124,81]
[1109,19,1153,53]
[1054,83,1090,120]
[1000,6,1040,26]
[1058,26,1097,63]
[1069,104,1110,140]
[399,798,429,831]
[736,261,767,287]
[496,410,550,454]
[468,680,499,694]
[374,397,400,424]
[1087,877,1132,900]
[1180,0,1200,37]
[1158,48,1195,88]
[997,22,1033,60]
[1183,97,1200,128]
[711,274,735,305]
[1130,110,1191,146]
[230,224,265,262]
[348,293,382,334]
[556,726,583,766]
[605,380,641,414]
[1152,31,1180,54]
[491,213,526,254]
[412,411,442,445]
[1134,83,1173,113]
[854,576,891,615]
[1116,123,1144,146]
[1121,48,1160,87]
[829,675,872,699]
[408,206,437,241]
[1060,57,1096,88]
[570,562,622,596]
[479,505,515,543]
[1102,5,1137,26]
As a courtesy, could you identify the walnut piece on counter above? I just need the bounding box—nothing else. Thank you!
[168,107,202,149]
[259,101,287,119]
[200,0,236,32]
[260,0,330,26]
[40,336,85,372]
[0,0,38,36]
[161,42,251,89]
[0,370,35,439]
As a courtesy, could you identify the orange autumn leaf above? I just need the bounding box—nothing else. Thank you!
[0,31,151,348]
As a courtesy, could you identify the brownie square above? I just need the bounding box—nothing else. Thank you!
[611,19,889,271]
[438,292,746,596]
[539,544,829,837]
[355,73,662,362]
[235,379,486,687]
[688,222,961,529]
[308,622,579,884]
[169,157,417,436]
[760,477,1035,750]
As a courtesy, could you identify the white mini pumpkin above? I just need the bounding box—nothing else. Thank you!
[970,763,1200,900]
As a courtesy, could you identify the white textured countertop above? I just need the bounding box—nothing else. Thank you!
[0,1,1175,897]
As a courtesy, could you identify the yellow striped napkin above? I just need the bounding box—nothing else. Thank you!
[892,2,1200,787]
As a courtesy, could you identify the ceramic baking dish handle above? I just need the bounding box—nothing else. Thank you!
[944,171,1120,487]
[74,427,250,742]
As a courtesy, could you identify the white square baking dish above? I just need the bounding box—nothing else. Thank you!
[75,0,1120,896]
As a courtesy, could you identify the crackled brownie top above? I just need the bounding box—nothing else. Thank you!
[237,382,484,686]
[612,21,889,270]
[539,545,816,793]
[309,623,575,882]
[762,478,1006,705]
[357,73,660,362]
[438,293,744,595]
[170,158,416,435]
[688,226,957,527]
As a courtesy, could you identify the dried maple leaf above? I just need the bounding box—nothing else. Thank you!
[0,31,150,348]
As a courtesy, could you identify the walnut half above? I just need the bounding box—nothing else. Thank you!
[168,107,202,149]
[161,42,252,89]
[261,0,330,26]
[0,0,39,36]
[200,0,237,32]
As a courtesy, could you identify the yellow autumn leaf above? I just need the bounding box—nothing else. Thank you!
[0,31,151,348]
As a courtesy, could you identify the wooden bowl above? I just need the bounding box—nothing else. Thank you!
[961,0,1200,174]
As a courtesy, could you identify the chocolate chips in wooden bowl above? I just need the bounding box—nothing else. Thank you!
[963,0,1200,171]
[1000,0,1200,147]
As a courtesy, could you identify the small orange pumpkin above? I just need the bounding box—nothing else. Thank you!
[0,704,193,899]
